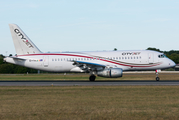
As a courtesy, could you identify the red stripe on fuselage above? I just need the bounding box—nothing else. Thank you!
[17,53,161,68]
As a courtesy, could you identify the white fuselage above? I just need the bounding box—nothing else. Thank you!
[5,50,176,72]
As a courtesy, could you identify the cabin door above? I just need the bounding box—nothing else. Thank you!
[43,56,49,67]
[148,53,154,64]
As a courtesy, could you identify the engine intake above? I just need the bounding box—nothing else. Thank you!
[97,68,123,78]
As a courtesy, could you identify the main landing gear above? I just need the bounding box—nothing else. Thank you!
[155,70,160,81]
[89,75,96,81]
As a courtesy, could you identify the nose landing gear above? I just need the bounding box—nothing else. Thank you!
[155,70,160,81]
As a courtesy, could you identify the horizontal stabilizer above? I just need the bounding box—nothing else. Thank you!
[5,56,26,61]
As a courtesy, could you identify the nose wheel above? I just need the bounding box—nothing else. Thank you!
[155,70,160,81]
[156,77,160,81]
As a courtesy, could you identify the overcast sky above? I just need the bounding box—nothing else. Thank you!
[0,0,179,55]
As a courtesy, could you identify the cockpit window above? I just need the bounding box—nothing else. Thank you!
[158,54,167,58]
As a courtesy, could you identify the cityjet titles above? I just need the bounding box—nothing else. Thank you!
[122,52,141,55]
[29,59,43,62]
[14,29,34,48]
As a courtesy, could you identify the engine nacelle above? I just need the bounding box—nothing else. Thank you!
[97,68,123,78]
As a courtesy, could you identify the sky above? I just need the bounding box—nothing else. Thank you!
[0,0,179,56]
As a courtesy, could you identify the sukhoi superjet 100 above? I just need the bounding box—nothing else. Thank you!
[4,24,176,81]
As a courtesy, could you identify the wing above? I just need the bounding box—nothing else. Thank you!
[72,60,106,71]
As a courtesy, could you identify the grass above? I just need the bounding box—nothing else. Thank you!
[0,73,179,81]
[0,86,179,119]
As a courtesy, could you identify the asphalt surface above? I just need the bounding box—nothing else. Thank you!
[1,80,179,86]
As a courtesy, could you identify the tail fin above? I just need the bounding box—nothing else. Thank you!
[9,24,42,55]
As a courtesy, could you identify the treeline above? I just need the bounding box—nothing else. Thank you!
[0,54,38,74]
[147,47,179,64]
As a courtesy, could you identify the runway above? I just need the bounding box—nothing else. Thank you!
[1,80,179,86]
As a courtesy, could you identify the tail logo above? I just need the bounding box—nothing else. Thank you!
[14,29,34,48]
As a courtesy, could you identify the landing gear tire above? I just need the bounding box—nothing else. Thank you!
[89,75,96,81]
[156,77,160,81]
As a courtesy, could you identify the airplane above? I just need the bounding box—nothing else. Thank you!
[4,24,176,81]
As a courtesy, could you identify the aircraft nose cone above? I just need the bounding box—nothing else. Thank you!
[170,60,176,67]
